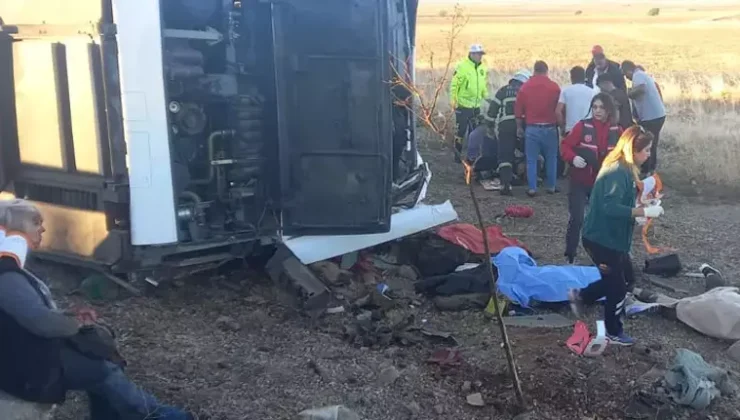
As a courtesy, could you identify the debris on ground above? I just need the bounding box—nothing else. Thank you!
[426,348,462,367]
[466,392,485,407]
[215,315,241,332]
[298,405,361,420]
[728,341,740,363]
[663,348,738,409]
[502,313,572,329]
[377,365,401,386]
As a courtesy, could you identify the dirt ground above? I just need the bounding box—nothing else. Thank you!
[46,144,740,420]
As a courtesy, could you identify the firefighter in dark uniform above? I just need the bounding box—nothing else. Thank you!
[450,44,488,162]
[485,70,531,195]
[560,92,623,264]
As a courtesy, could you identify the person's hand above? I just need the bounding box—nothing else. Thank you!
[516,127,524,139]
[643,205,664,218]
[572,156,587,168]
[71,307,99,326]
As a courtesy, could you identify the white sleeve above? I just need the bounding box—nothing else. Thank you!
[558,87,567,104]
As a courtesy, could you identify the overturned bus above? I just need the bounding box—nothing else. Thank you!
[0,0,456,286]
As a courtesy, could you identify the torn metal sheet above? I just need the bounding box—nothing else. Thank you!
[283,200,458,265]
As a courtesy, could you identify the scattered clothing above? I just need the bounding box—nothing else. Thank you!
[558,83,596,133]
[493,246,601,308]
[436,223,528,256]
[664,348,738,410]
[416,263,490,297]
[586,59,626,91]
[515,74,561,125]
[676,287,740,340]
[504,205,534,218]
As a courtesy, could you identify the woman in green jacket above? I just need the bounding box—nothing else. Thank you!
[568,125,664,346]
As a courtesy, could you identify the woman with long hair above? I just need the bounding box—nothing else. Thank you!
[560,92,621,264]
[0,199,194,419]
[568,126,664,346]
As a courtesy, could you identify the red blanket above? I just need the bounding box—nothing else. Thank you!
[436,223,528,255]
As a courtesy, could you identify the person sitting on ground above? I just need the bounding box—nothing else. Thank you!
[568,126,665,346]
[464,116,500,190]
[560,93,622,265]
[596,72,633,130]
[515,60,561,197]
[621,60,666,176]
[486,69,531,195]
[0,199,194,420]
[585,45,627,92]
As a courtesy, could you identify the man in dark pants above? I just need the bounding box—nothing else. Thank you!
[585,45,627,92]
[622,60,666,175]
[486,69,531,195]
[450,44,488,162]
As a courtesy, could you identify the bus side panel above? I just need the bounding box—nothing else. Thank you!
[111,0,178,246]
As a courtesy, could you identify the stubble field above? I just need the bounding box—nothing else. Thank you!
[415,1,740,194]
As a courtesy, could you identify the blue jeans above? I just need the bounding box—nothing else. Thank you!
[524,125,559,191]
[61,347,190,420]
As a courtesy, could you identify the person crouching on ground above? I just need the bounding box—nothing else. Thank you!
[0,199,194,420]
[463,116,500,190]
[568,126,665,346]
[560,93,622,265]
[486,69,531,195]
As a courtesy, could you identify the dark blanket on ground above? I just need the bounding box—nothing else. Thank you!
[415,264,492,296]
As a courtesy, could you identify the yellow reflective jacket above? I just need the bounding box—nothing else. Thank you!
[450,58,488,109]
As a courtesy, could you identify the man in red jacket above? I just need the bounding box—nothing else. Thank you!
[560,92,623,264]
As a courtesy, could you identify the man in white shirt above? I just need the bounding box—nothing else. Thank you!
[622,60,666,175]
[556,66,596,136]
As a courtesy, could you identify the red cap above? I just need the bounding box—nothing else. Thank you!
[592,45,605,56]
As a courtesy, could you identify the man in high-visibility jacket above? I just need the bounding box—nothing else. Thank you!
[450,44,488,161]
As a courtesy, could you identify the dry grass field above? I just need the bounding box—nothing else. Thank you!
[415,1,740,194]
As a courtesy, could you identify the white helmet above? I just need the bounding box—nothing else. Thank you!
[511,69,532,83]
[469,43,485,54]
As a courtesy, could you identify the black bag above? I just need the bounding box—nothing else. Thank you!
[643,253,682,277]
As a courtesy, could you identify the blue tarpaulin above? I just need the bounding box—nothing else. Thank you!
[494,246,601,308]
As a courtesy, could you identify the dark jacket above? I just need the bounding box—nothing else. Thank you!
[582,163,637,253]
[485,79,523,136]
[586,59,627,91]
[0,258,67,403]
[605,88,634,129]
[561,118,622,187]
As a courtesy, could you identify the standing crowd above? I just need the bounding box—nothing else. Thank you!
[450,44,668,345]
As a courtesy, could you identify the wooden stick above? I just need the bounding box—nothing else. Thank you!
[468,156,527,409]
